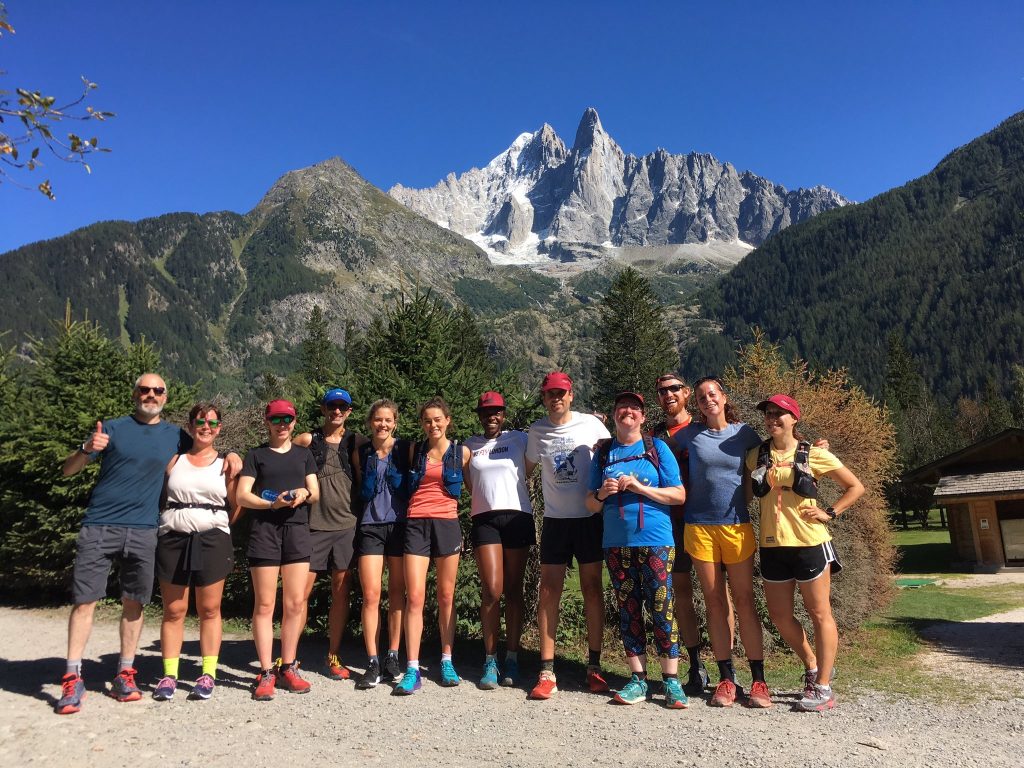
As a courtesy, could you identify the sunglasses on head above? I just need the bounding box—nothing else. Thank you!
[136,386,166,395]
[269,415,295,425]
[194,418,220,428]
[656,384,686,396]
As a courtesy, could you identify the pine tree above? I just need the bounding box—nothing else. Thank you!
[0,317,192,597]
[299,304,341,387]
[593,267,679,411]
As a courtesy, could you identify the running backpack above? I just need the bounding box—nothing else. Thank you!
[750,439,817,499]
[594,435,668,531]
[358,439,410,502]
[309,428,356,480]
[408,440,464,499]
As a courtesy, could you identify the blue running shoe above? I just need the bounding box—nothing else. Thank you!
[55,674,86,715]
[663,676,689,709]
[612,674,648,705]
[393,667,422,695]
[440,659,460,687]
[500,657,519,687]
[190,674,215,700]
[479,658,499,690]
[109,668,142,702]
[152,676,177,701]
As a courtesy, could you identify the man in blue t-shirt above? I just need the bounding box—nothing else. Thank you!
[54,374,218,715]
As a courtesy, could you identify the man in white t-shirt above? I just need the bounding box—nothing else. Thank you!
[525,372,610,700]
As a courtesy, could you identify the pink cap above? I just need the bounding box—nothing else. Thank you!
[476,391,506,410]
[756,394,801,419]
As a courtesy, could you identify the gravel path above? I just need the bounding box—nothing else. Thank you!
[1,605,1021,768]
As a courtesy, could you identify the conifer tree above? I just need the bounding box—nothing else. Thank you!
[299,304,341,387]
[593,267,679,411]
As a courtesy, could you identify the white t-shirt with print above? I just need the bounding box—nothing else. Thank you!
[526,412,610,519]
[465,430,532,516]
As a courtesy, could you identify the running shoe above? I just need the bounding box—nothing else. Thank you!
[500,657,519,687]
[479,658,499,690]
[383,653,403,682]
[324,653,350,680]
[746,680,773,708]
[709,678,739,707]
[55,673,86,715]
[663,676,689,709]
[190,674,215,700]
[612,674,648,705]
[152,676,177,701]
[439,659,460,687]
[798,683,836,712]
[684,661,710,695]
[803,666,838,688]
[393,667,422,695]
[586,666,610,693]
[109,667,142,702]
[276,661,312,693]
[355,659,381,690]
[529,670,558,700]
[252,670,276,701]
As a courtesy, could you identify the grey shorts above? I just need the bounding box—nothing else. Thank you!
[71,525,159,605]
[310,527,357,573]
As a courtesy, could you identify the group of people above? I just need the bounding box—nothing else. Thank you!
[54,369,863,715]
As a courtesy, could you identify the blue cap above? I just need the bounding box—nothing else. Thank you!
[322,388,353,407]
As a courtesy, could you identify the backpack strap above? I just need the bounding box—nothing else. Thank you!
[309,429,327,473]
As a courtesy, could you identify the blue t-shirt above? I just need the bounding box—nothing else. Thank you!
[675,422,761,525]
[588,438,681,547]
[83,416,189,528]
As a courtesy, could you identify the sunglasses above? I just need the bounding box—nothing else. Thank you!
[194,418,221,428]
[656,384,686,396]
[268,415,295,425]
[323,403,351,412]
[136,386,166,395]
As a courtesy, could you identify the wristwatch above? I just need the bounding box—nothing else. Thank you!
[593,490,607,502]
[79,442,90,454]
[825,507,837,520]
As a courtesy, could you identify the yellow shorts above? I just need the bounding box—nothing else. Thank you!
[684,523,756,565]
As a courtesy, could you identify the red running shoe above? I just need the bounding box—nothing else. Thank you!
[109,668,142,702]
[55,673,86,714]
[324,653,350,680]
[586,667,610,693]
[252,670,276,701]
[746,680,773,708]
[709,678,738,707]
[529,671,558,700]
[276,661,312,693]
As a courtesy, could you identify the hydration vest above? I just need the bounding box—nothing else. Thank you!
[358,438,410,502]
[750,440,817,499]
[594,435,667,530]
[309,429,356,479]
[408,440,464,499]
[651,422,688,519]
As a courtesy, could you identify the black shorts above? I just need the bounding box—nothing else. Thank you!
[670,516,693,573]
[404,517,462,558]
[246,518,311,567]
[71,525,158,604]
[760,541,843,583]
[156,529,234,587]
[539,514,603,566]
[310,527,357,572]
[357,521,406,558]
[471,510,536,549]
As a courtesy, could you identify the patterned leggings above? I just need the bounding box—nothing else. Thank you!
[604,545,679,658]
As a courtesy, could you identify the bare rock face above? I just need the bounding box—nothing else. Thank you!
[389,108,849,263]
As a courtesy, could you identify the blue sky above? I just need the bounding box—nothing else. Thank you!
[1,0,1022,254]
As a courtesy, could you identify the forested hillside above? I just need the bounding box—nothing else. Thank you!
[702,111,1024,402]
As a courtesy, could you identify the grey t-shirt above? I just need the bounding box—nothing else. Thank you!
[309,445,356,531]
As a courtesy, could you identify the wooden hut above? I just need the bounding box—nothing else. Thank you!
[903,428,1024,571]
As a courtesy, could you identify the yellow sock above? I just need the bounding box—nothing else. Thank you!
[163,657,180,678]
[201,656,218,679]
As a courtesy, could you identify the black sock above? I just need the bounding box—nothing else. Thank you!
[686,644,702,668]
[716,659,735,682]
[541,659,554,672]
[634,671,647,681]
[662,673,678,681]
[588,649,601,668]
[749,659,765,683]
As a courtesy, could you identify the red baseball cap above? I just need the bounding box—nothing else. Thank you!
[265,399,297,418]
[476,391,506,410]
[613,391,646,409]
[756,394,801,419]
[541,371,573,392]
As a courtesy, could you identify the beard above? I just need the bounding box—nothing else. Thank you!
[137,401,164,418]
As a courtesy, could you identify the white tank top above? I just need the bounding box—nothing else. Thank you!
[159,454,230,535]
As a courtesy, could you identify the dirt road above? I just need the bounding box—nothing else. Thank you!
[1,604,1020,768]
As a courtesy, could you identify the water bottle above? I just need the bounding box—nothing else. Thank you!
[261,489,295,503]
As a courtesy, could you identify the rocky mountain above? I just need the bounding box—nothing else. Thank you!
[389,108,848,268]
